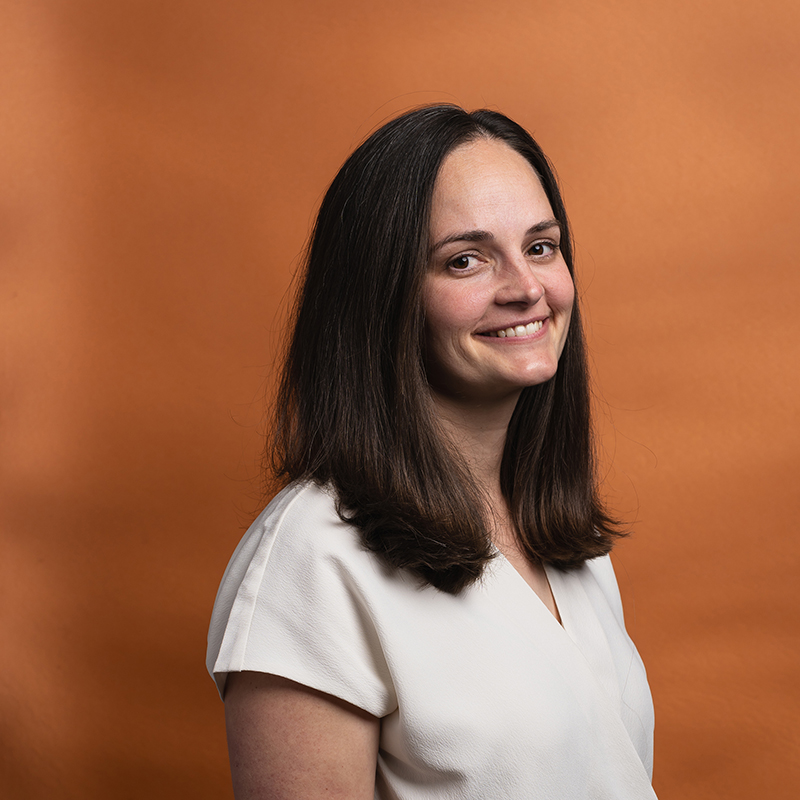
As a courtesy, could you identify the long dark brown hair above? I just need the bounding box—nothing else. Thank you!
[271,105,624,593]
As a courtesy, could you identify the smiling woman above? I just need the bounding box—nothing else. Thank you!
[423,138,575,406]
[206,105,657,799]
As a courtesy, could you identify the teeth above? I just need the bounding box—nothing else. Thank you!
[487,320,543,338]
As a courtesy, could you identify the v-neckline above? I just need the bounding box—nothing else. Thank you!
[491,546,566,629]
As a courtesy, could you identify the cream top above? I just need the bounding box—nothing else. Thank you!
[207,481,656,799]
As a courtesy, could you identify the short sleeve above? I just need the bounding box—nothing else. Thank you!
[206,482,397,718]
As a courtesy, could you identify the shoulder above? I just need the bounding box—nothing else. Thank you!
[206,481,398,715]
[219,482,367,582]
[207,481,372,642]
[579,554,626,628]
[245,480,343,546]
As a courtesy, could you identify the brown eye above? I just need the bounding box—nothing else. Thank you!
[530,242,555,257]
[448,254,475,270]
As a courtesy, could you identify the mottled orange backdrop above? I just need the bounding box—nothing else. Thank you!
[2,0,798,797]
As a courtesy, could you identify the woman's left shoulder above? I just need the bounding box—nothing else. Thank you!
[579,553,626,627]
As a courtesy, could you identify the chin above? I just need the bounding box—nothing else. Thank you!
[514,362,560,388]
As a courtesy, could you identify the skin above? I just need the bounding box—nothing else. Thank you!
[224,672,380,799]
[224,137,574,797]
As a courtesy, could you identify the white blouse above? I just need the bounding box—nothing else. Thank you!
[207,481,657,799]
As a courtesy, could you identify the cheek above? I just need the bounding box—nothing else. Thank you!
[423,283,485,343]
[552,267,575,316]
[549,268,575,354]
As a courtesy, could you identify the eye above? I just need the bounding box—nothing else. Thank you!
[447,253,478,271]
[528,241,557,258]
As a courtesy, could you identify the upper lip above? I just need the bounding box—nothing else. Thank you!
[476,315,549,335]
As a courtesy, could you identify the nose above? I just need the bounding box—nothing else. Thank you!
[495,255,545,306]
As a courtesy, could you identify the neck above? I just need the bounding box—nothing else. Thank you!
[428,389,521,508]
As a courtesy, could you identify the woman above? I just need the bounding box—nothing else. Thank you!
[207,105,656,799]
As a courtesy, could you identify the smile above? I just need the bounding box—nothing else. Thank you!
[482,320,544,338]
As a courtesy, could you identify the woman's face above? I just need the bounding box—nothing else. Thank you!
[422,138,575,407]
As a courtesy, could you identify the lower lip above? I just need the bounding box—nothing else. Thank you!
[477,318,549,343]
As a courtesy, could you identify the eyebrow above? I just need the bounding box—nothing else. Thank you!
[430,219,562,254]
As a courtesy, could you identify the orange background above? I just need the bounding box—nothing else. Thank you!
[2,1,799,797]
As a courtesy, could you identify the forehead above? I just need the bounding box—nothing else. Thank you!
[431,138,552,233]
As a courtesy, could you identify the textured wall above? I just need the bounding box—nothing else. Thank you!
[2,1,798,797]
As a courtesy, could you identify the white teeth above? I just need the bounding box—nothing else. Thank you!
[486,320,543,338]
